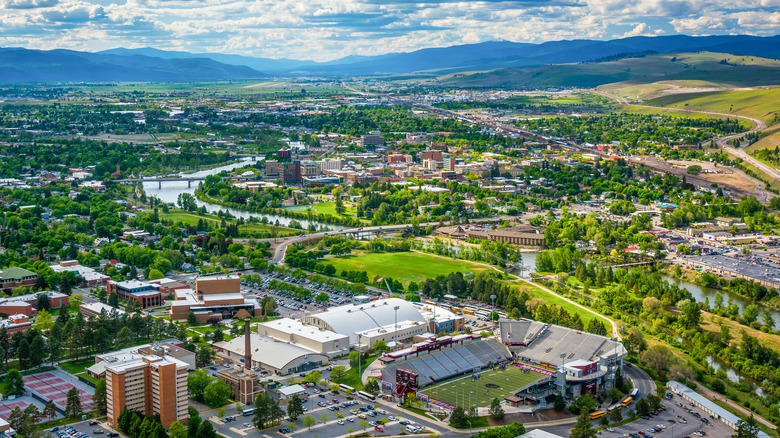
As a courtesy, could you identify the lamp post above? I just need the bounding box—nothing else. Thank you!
[490,294,496,321]
[393,305,400,349]
[357,333,363,384]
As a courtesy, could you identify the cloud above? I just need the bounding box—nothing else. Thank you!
[2,0,57,9]
[0,0,777,61]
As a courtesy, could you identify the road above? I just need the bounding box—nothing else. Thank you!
[597,91,775,202]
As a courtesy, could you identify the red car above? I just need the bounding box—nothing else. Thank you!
[89,421,100,426]
[332,399,339,403]
[374,426,384,432]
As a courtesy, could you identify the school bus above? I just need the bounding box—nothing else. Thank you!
[462,309,475,315]
[621,397,633,407]
[590,411,605,420]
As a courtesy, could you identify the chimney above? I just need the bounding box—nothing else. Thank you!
[244,318,251,370]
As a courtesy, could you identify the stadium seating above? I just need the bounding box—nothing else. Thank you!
[381,340,510,388]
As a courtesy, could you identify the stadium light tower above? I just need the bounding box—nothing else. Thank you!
[393,305,400,349]
[490,294,496,321]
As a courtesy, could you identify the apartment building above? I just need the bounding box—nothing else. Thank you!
[105,355,189,428]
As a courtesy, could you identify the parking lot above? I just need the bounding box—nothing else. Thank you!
[45,420,118,438]
[209,392,442,438]
[606,396,734,438]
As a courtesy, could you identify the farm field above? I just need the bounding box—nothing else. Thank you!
[324,251,492,286]
[418,365,547,408]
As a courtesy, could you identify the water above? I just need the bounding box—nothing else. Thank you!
[141,159,344,230]
[705,356,765,397]
[659,274,780,328]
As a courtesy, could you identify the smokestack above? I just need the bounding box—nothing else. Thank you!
[244,318,251,370]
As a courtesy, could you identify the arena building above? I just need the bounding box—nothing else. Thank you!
[257,318,349,357]
[300,298,464,345]
[213,333,328,375]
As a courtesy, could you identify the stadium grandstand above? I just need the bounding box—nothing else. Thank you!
[499,319,627,407]
[380,335,510,387]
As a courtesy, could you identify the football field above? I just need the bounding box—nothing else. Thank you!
[418,366,547,408]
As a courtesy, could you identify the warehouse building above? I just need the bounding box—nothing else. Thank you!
[213,333,328,375]
[257,318,349,357]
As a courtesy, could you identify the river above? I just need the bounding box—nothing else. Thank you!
[141,159,343,230]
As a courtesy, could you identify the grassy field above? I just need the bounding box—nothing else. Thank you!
[746,124,780,154]
[324,252,492,286]
[518,282,613,328]
[289,202,366,221]
[418,365,547,408]
[642,88,780,125]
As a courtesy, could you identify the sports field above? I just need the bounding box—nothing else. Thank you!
[418,365,547,408]
[324,252,491,286]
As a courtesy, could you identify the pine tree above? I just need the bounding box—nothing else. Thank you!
[569,411,597,438]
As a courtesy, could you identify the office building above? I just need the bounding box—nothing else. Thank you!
[107,280,165,308]
[169,275,260,322]
[279,161,302,184]
[360,131,384,149]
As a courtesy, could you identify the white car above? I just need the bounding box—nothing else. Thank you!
[337,420,344,425]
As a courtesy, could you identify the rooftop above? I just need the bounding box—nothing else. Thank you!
[259,318,348,343]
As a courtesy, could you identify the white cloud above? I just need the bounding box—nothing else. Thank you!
[0,0,777,60]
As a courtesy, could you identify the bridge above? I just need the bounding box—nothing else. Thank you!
[115,175,256,188]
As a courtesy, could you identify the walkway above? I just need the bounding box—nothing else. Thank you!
[408,250,621,340]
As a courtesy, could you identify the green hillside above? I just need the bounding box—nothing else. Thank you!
[435,52,780,89]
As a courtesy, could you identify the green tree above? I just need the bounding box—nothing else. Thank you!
[733,415,760,438]
[488,398,505,421]
[188,370,214,403]
[303,371,321,385]
[680,301,701,329]
[287,395,304,421]
[196,420,217,438]
[43,400,56,423]
[148,269,165,280]
[610,408,623,423]
[203,380,231,407]
[196,346,212,368]
[302,416,316,430]
[253,393,284,429]
[636,398,650,416]
[93,379,107,414]
[553,392,566,412]
[187,407,202,437]
[569,411,597,438]
[187,311,197,325]
[364,378,380,395]
[168,422,187,438]
[449,407,469,428]
[64,387,83,418]
[5,369,24,396]
[372,340,390,353]
[348,351,359,369]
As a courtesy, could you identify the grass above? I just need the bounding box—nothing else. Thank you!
[324,252,492,287]
[289,202,370,223]
[449,415,490,429]
[516,282,613,328]
[60,358,96,375]
[397,405,438,421]
[643,88,780,125]
[418,365,547,408]
[335,354,380,391]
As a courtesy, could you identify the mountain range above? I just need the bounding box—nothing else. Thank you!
[1,34,779,82]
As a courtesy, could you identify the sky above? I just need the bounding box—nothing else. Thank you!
[0,0,779,61]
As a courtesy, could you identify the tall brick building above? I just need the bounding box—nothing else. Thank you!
[105,355,189,428]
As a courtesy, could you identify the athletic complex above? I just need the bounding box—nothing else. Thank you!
[380,319,627,412]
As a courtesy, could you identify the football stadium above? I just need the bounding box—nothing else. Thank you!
[379,318,627,411]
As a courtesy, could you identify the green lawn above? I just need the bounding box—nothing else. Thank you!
[324,252,492,286]
[289,202,368,222]
[60,358,96,375]
[518,282,613,328]
[419,365,547,408]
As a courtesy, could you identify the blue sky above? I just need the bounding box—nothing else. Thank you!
[0,0,778,61]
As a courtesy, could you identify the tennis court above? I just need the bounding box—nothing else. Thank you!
[0,400,30,420]
[418,365,548,408]
[23,370,95,412]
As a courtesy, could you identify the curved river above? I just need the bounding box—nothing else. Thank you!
[141,159,344,230]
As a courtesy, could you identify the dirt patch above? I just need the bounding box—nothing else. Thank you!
[485,383,500,389]
[629,156,758,198]
[488,408,575,426]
